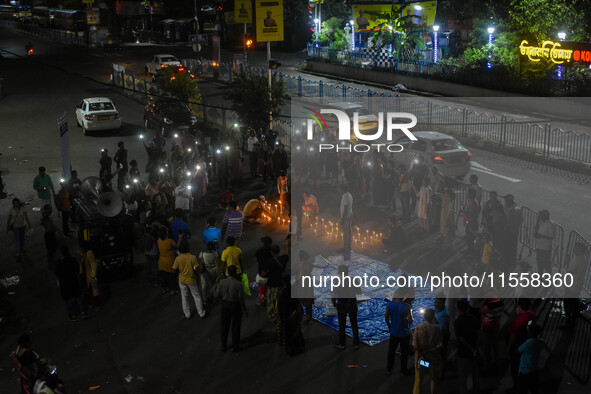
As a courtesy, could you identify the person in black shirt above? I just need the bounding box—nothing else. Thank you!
[99,149,112,177]
[264,244,288,320]
[55,245,88,321]
[113,141,128,171]
[332,264,361,349]
[272,143,289,182]
[259,141,272,183]
[454,300,481,394]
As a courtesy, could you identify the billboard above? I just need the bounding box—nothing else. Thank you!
[235,0,252,24]
[352,1,437,33]
[255,0,283,42]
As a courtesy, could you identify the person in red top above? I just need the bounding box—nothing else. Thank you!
[508,298,537,391]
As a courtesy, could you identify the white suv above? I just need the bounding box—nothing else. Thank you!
[145,54,181,74]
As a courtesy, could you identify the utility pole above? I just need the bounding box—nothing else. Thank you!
[243,22,247,67]
[194,0,199,46]
[267,41,272,129]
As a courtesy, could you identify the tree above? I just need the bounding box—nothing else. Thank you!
[154,67,201,103]
[313,17,351,50]
[361,2,426,59]
[508,0,589,42]
[224,69,288,132]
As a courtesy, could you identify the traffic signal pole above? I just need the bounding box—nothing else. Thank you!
[243,23,247,67]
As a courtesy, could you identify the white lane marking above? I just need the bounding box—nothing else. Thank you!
[471,161,492,172]
[471,166,522,183]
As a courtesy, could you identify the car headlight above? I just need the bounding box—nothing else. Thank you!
[190,116,197,125]
[163,117,173,125]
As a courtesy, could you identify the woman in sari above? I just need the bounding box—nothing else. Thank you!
[440,189,456,247]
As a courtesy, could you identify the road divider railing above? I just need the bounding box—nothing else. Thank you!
[111,65,293,146]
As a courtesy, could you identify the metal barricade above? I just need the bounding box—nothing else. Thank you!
[563,230,591,297]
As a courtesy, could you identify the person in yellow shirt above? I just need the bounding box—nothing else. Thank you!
[243,196,271,223]
[221,236,242,276]
[173,240,205,319]
[80,247,101,311]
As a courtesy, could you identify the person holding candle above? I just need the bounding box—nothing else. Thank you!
[277,170,289,211]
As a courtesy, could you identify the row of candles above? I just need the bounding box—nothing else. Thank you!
[258,200,383,250]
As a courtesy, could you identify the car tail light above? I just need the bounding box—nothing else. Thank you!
[178,67,185,71]
[84,114,93,120]
[432,155,444,163]
[190,74,195,78]
[114,112,120,119]
[160,64,165,68]
[171,76,176,80]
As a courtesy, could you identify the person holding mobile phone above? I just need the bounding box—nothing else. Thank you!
[113,141,128,171]
[33,167,55,213]
[412,308,442,393]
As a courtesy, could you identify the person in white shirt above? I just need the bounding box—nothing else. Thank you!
[247,131,259,179]
[174,178,192,222]
[340,183,353,260]
[534,209,555,274]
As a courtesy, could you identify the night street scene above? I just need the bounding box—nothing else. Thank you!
[1,0,591,393]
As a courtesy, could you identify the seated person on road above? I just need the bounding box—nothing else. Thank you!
[243,196,271,223]
[382,216,408,251]
[302,193,319,216]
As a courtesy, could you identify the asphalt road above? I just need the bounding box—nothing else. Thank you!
[0,23,590,393]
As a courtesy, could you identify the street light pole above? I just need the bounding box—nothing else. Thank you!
[350,19,355,50]
[433,25,439,63]
[557,31,566,79]
[487,26,495,69]
[314,18,319,48]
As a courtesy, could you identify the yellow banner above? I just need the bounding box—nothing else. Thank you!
[352,1,437,33]
[255,0,283,42]
[235,0,252,24]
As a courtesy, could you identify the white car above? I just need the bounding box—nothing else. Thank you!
[145,54,181,74]
[75,97,121,135]
[393,131,472,178]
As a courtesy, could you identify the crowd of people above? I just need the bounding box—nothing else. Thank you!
[5,125,590,394]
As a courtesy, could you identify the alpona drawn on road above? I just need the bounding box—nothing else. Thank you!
[471,161,522,183]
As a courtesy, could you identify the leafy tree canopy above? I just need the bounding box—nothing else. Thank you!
[224,70,288,132]
[154,67,201,103]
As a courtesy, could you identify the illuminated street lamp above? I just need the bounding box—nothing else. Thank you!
[350,19,355,50]
[314,18,320,48]
[557,32,566,79]
[487,26,495,69]
[433,25,439,63]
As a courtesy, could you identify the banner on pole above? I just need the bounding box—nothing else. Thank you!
[255,0,283,42]
[235,0,252,24]
[58,112,71,181]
